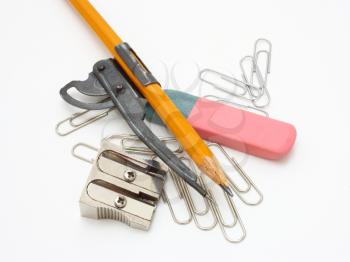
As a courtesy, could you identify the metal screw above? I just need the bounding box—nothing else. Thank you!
[116,84,123,91]
[124,170,136,182]
[114,196,127,209]
[98,64,105,71]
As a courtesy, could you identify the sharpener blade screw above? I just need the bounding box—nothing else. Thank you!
[124,170,136,182]
[114,196,127,209]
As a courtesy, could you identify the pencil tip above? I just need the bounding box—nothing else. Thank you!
[220,185,234,197]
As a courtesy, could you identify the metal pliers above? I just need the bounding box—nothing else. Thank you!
[60,58,208,197]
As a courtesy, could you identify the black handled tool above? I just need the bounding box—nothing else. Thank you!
[60,59,210,198]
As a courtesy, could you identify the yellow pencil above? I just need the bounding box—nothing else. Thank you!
[68,0,233,196]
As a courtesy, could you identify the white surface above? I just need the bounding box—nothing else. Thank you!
[1,0,349,261]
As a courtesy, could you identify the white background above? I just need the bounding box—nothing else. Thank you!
[1,0,349,261]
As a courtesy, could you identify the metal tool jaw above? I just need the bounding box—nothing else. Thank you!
[80,139,167,231]
[59,56,207,197]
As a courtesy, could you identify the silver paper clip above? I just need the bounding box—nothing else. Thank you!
[55,108,113,136]
[199,38,272,110]
[171,155,247,242]
[207,143,263,206]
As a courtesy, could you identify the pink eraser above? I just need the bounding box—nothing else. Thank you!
[187,98,297,160]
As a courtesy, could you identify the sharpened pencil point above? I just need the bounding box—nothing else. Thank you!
[220,185,234,197]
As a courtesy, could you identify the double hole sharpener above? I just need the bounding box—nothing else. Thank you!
[79,140,167,230]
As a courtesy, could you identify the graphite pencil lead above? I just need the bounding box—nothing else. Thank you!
[220,184,234,197]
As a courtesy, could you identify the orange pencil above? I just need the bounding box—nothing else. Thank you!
[68,0,233,196]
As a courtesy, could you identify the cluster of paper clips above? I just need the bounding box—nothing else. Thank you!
[70,133,263,243]
[199,38,272,113]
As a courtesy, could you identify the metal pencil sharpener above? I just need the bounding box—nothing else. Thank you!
[79,140,167,231]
